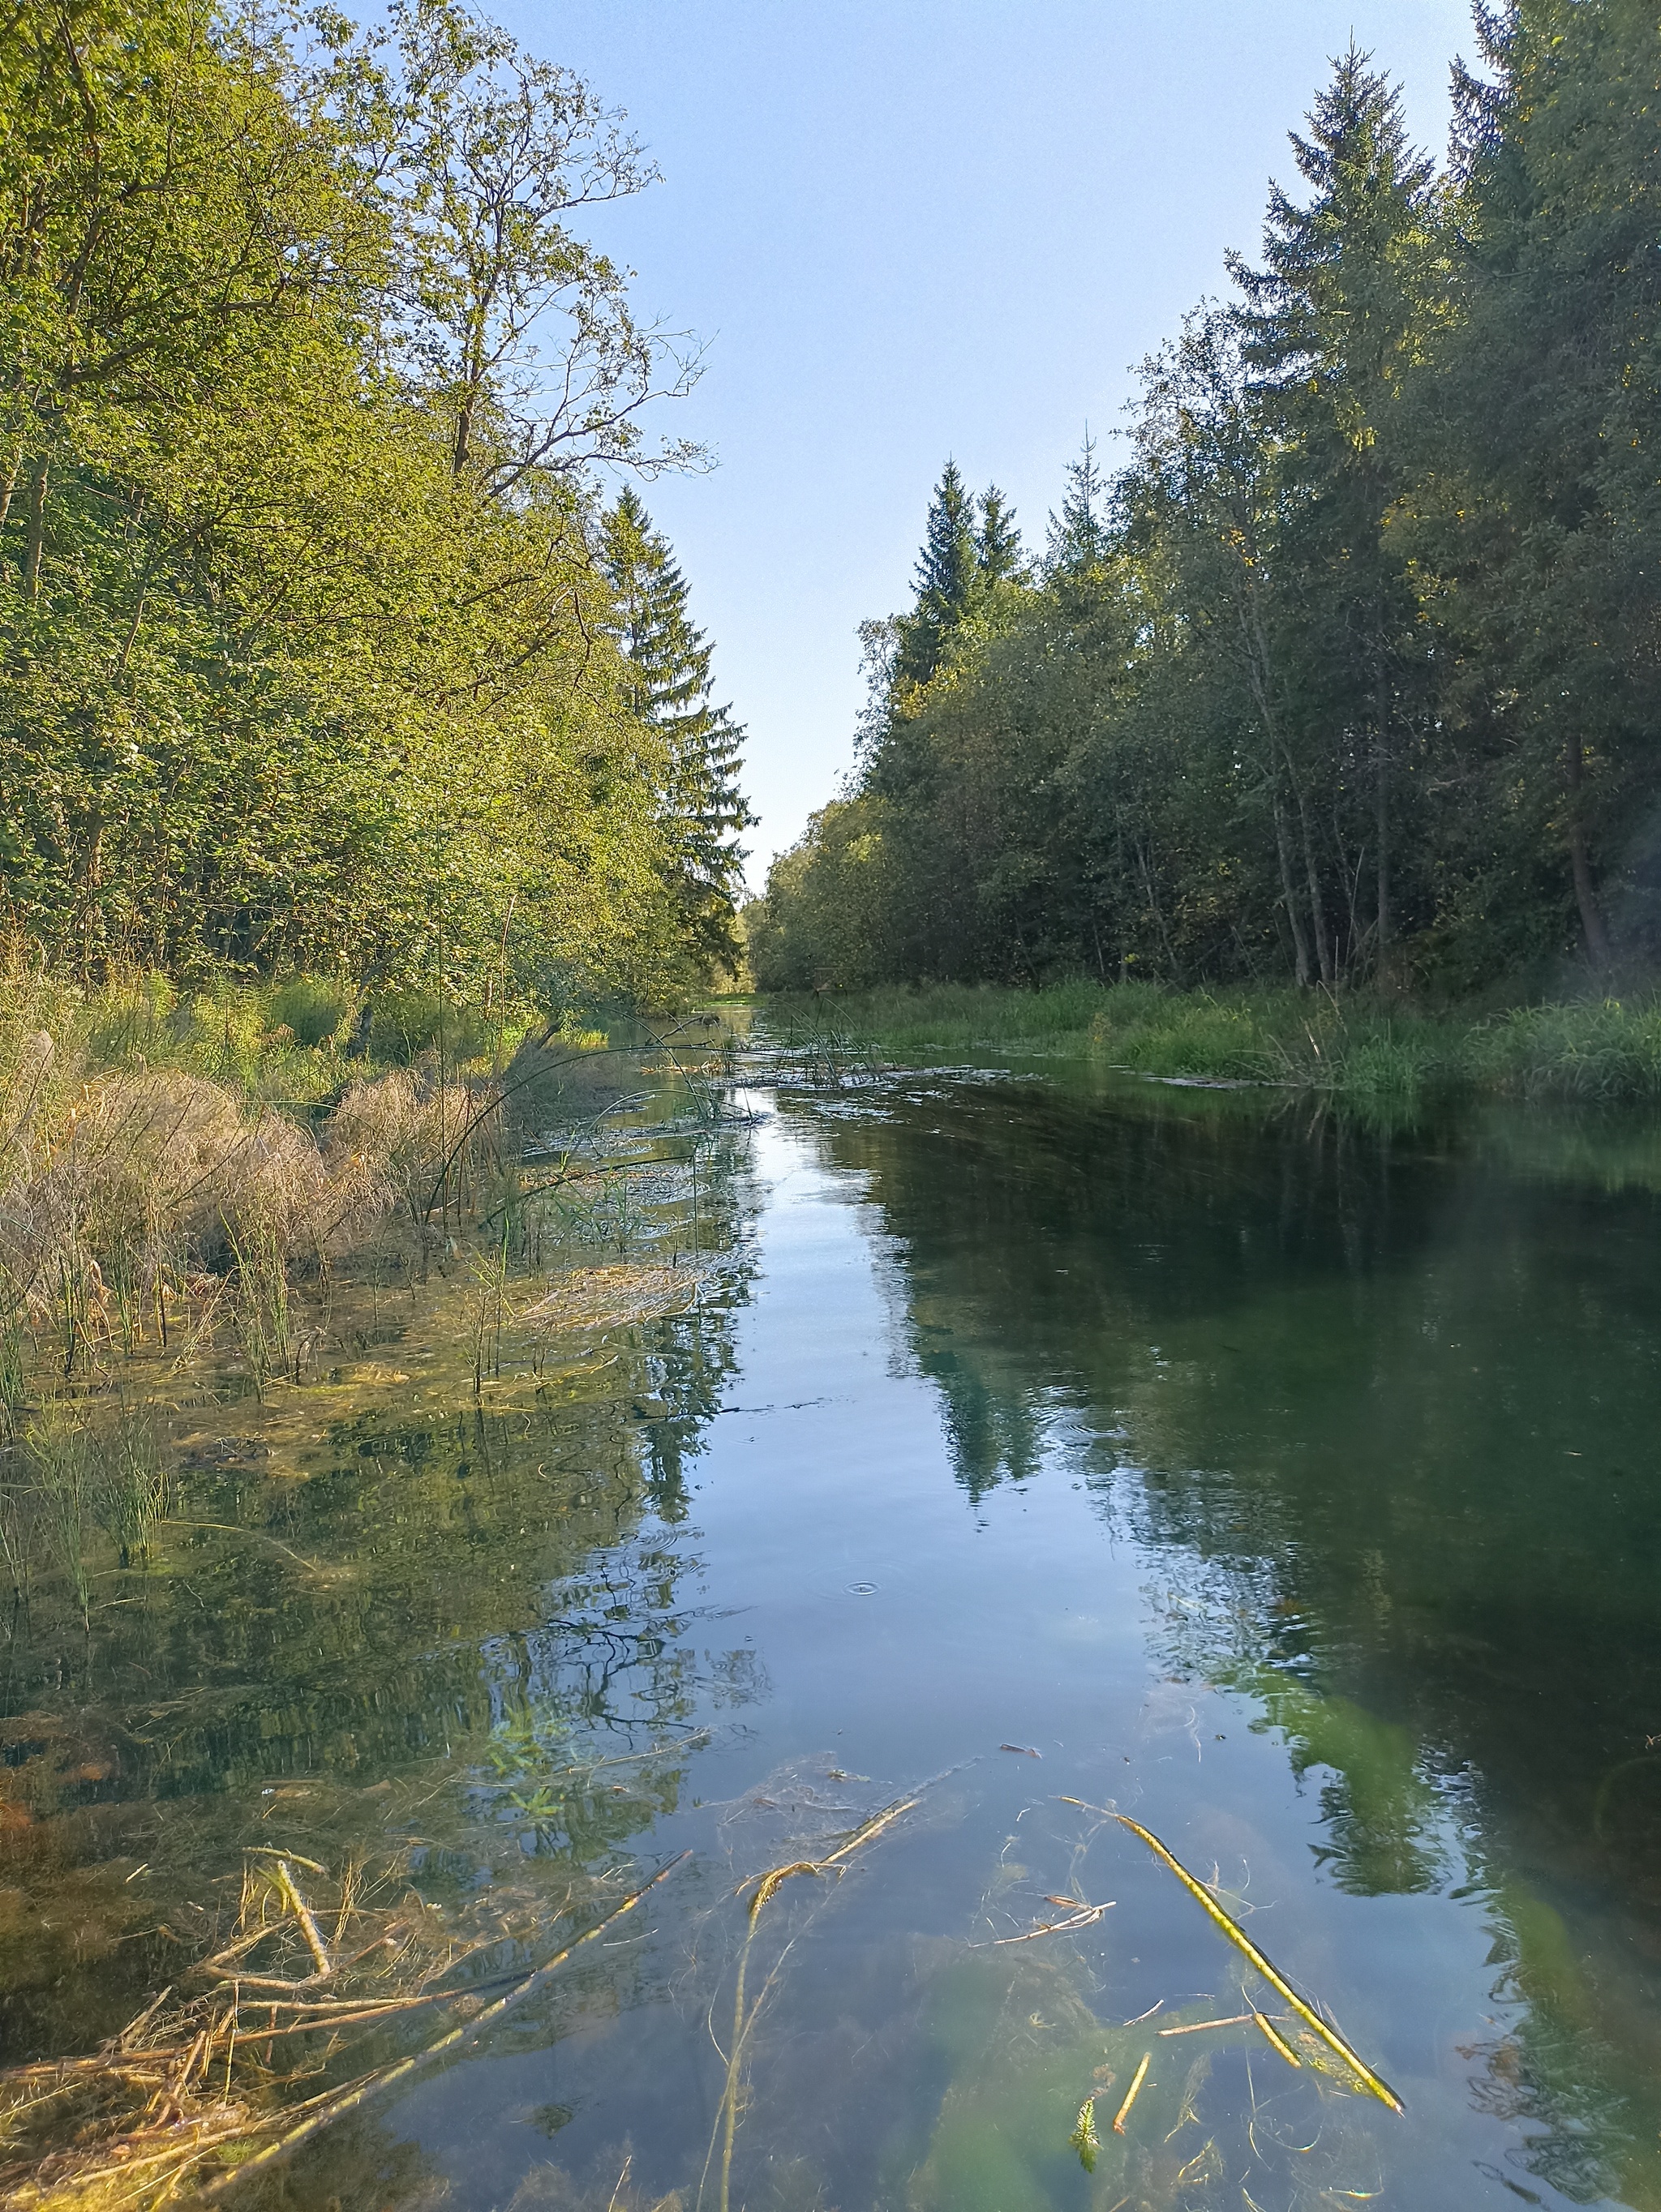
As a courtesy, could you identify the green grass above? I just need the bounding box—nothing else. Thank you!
[4,966,543,1112]
[767,980,1661,1110]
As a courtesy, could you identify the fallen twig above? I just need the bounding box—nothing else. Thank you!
[1112,2051,1152,2135]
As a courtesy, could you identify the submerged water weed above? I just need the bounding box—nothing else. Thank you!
[474,1707,700,1858]
[22,1403,97,1625]
[0,1843,682,2208]
[696,1765,925,2212]
[1068,2091,1100,2171]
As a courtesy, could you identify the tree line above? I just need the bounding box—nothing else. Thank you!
[749,0,1661,997]
[1,0,749,1010]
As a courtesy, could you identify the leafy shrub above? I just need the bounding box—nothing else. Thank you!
[267,977,354,1048]
[367,990,495,1066]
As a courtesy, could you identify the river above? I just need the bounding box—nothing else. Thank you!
[6,1035,1661,2211]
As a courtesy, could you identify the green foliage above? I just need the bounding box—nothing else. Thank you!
[0,0,745,1014]
[600,488,753,978]
[760,3,1661,1005]
[367,988,494,1067]
[266,978,354,1050]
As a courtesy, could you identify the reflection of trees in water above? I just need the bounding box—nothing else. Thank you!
[461,1533,769,1863]
[786,1078,1414,1503]
[784,1074,1661,2209]
[0,1117,766,2075]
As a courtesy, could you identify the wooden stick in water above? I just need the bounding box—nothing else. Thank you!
[273,1862,332,1979]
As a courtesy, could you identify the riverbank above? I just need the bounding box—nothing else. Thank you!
[0,966,663,1503]
[763,980,1661,1109]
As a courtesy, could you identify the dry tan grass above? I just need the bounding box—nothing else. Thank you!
[521,1262,701,1338]
[0,985,496,1371]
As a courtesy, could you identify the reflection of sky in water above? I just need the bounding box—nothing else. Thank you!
[10,1060,1661,2210]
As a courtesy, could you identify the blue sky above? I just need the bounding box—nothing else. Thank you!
[494,1,1476,883]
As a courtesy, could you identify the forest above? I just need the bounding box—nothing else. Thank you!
[749,0,1661,1001]
[0,0,749,1014]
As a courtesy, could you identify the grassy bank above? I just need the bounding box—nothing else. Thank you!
[767,980,1661,1110]
[0,965,642,1524]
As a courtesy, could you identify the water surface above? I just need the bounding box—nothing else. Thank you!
[7,1048,1661,2211]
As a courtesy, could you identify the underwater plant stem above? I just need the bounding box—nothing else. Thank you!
[1252,2010,1302,2068]
[710,1796,921,2212]
[1076,1804,1404,2113]
[200,1854,689,2197]
[1112,2051,1152,2134]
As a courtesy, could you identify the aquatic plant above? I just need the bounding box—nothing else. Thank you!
[0,1845,685,2207]
[20,1404,96,1626]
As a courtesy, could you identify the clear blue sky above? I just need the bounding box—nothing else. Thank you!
[495,0,1475,884]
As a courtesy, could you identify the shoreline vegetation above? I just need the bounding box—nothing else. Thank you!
[762,980,1661,1112]
[747,8,1661,1020]
[0,958,719,1597]
[0,956,747,2204]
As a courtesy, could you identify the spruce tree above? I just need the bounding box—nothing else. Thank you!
[1228,45,1441,971]
[895,461,979,685]
[600,487,753,972]
[1044,433,1112,576]
[1429,0,1661,967]
[977,486,1024,584]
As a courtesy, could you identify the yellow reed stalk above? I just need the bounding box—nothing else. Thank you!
[200,1854,689,2199]
[1112,2051,1152,2134]
[1069,1805,1404,2113]
[1252,2010,1302,2068]
[273,1861,332,1978]
[715,1796,921,2212]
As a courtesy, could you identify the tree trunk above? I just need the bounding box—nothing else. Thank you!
[1137,841,1182,984]
[1374,679,1392,980]
[1273,791,1312,987]
[1564,733,1612,969]
[1294,774,1336,988]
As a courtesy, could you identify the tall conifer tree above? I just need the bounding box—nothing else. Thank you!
[1229,45,1441,971]
[977,486,1024,584]
[1044,434,1112,576]
[1427,0,1661,967]
[600,487,752,972]
[896,461,979,685]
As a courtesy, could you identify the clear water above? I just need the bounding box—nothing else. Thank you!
[7,1048,1661,2210]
